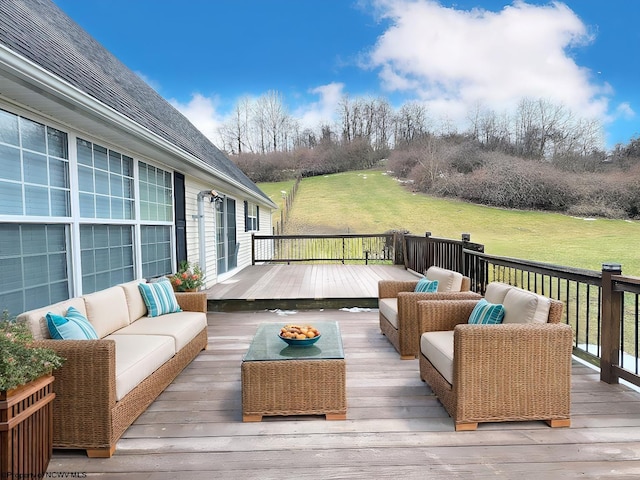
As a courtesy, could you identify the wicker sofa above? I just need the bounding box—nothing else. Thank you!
[18,280,208,458]
[378,266,481,359]
[418,282,573,431]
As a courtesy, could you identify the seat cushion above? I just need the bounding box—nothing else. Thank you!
[117,311,207,351]
[484,282,512,304]
[83,286,131,338]
[502,287,552,324]
[106,334,176,401]
[421,330,454,384]
[425,266,463,292]
[379,298,398,328]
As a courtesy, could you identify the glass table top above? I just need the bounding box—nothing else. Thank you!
[243,321,344,361]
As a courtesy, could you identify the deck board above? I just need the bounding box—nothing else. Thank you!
[48,309,640,479]
[207,264,419,301]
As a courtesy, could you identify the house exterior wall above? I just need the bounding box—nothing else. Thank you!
[0,100,273,315]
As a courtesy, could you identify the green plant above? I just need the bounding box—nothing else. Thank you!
[0,311,65,392]
[168,261,205,291]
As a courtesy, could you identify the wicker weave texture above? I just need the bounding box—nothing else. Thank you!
[379,291,480,358]
[34,327,207,453]
[419,296,572,429]
[242,359,346,418]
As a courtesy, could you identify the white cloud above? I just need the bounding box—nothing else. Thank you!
[294,82,345,129]
[615,102,635,121]
[367,0,609,128]
[169,93,224,143]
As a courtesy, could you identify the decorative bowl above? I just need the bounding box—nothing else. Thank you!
[278,333,321,347]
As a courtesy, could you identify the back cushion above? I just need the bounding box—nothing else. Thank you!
[484,282,511,304]
[120,279,148,322]
[502,287,552,324]
[17,298,87,340]
[83,286,131,338]
[425,266,463,292]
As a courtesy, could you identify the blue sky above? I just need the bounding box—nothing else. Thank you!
[52,0,640,150]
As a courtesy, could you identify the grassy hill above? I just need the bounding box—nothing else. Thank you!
[259,169,640,275]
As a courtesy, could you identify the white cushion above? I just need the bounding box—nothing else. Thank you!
[17,297,87,340]
[421,330,454,384]
[425,266,463,292]
[502,287,551,324]
[83,286,131,338]
[119,279,148,322]
[379,298,398,328]
[116,311,206,351]
[106,334,176,401]
[484,282,512,304]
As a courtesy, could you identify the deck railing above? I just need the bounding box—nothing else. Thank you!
[251,231,640,388]
[251,233,400,264]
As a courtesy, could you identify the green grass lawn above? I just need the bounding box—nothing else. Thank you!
[259,169,640,276]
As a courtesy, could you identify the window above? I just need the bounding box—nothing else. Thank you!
[0,108,177,312]
[77,138,134,219]
[0,109,70,217]
[0,223,70,316]
[80,225,134,294]
[244,201,259,232]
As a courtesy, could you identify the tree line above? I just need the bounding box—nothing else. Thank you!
[222,91,640,219]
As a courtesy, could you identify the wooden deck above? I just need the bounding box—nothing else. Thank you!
[48,309,640,479]
[206,264,420,311]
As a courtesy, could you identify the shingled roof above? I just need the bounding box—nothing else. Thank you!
[0,0,270,202]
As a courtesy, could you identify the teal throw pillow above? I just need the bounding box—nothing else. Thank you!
[138,279,182,317]
[468,298,505,325]
[46,306,99,340]
[414,278,439,293]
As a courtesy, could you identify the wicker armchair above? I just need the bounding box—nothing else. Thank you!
[378,267,481,359]
[417,284,573,431]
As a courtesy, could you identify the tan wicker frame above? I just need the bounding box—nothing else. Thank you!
[242,358,346,421]
[378,277,481,359]
[417,296,573,431]
[33,292,208,457]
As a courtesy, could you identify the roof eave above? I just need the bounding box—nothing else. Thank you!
[0,45,277,208]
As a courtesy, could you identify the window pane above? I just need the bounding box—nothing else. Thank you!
[141,225,172,278]
[50,189,70,216]
[80,225,133,294]
[0,224,21,255]
[0,224,69,314]
[93,144,108,170]
[20,117,46,153]
[78,166,94,191]
[0,181,23,215]
[21,224,46,254]
[79,193,96,218]
[77,139,93,166]
[47,128,68,159]
[96,195,110,218]
[23,151,48,185]
[95,169,109,195]
[49,158,69,188]
[0,109,19,146]
[25,185,49,216]
[0,144,21,181]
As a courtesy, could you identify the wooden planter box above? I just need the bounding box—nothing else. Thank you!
[0,375,55,480]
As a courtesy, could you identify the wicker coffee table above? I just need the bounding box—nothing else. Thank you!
[241,321,346,422]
